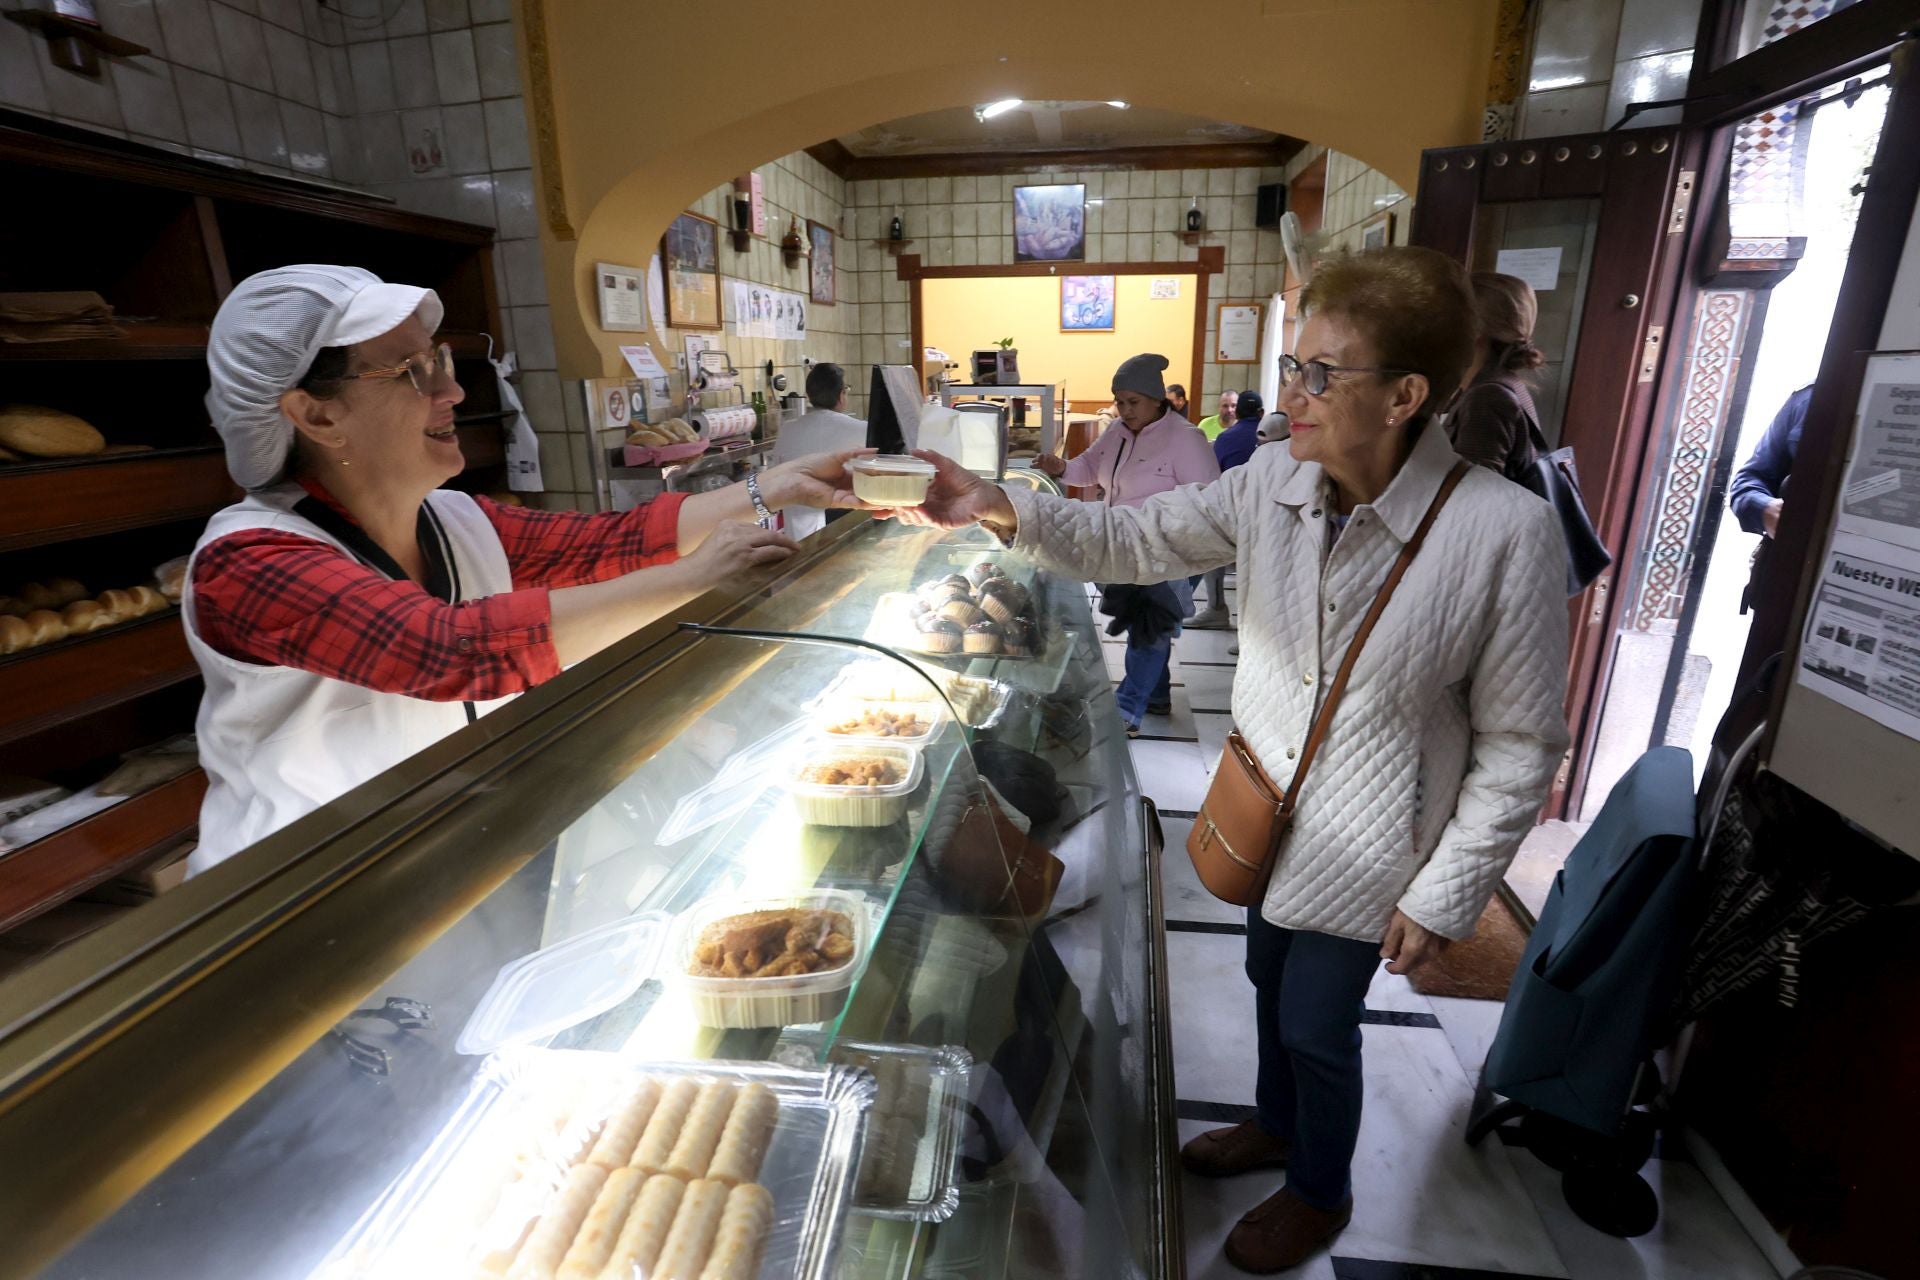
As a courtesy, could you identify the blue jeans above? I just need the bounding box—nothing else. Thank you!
[1115,636,1172,725]
[1246,906,1382,1210]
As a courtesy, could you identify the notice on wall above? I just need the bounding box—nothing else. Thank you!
[1795,530,1920,741]
[1835,359,1920,552]
[1495,246,1563,292]
[619,344,666,379]
[595,261,647,332]
[1150,277,1181,300]
[1217,304,1262,363]
[726,281,809,340]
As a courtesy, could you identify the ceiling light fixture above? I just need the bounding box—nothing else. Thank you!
[1106,101,1129,109]
[975,99,1023,121]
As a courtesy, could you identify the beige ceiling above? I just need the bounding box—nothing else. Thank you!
[838,103,1288,156]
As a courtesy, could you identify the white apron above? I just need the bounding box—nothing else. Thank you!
[183,485,517,874]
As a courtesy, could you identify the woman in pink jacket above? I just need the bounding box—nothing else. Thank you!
[1035,353,1219,731]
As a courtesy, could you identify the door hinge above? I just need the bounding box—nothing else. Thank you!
[1554,749,1573,792]
[1587,573,1612,626]
[1638,326,1665,383]
[1667,170,1696,235]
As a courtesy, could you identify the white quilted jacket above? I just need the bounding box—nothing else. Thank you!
[1006,423,1570,942]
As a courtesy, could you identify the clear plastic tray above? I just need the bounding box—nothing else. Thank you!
[456,911,670,1056]
[845,454,935,505]
[784,742,923,827]
[810,696,945,748]
[312,1051,876,1280]
[823,661,1013,732]
[829,1042,972,1222]
[672,889,873,1029]
[864,592,1040,663]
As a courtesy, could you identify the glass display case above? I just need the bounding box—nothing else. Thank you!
[0,513,1179,1280]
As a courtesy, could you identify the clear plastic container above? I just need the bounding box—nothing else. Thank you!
[455,911,669,1055]
[810,696,944,748]
[673,889,872,1028]
[846,454,936,505]
[784,742,922,827]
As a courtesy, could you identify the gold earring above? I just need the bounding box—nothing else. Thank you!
[1386,417,1397,426]
[339,457,351,467]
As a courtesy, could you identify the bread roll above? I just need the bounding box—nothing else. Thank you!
[651,1179,728,1280]
[665,1082,737,1182]
[0,406,106,458]
[125,585,167,616]
[0,443,19,462]
[23,610,65,645]
[16,582,58,612]
[599,1174,684,1280]
[96,589,135,622]
[62,600,111,633]
[0,615,30,655]
[46,578,87,607]
[0,596,23,617]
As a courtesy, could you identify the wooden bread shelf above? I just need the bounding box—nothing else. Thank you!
[0,448,235,553]
[0,320,211,361]
[0,610,195,748]
[0,767,204,933]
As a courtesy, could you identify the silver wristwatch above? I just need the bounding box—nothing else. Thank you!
[745,470,773,527]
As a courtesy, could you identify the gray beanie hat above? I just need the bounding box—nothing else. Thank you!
[1111,352,1169,400]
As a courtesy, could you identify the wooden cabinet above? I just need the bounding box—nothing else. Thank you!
[0,117,505,938]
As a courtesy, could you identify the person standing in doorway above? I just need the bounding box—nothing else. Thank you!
[1189,390,1265,628]
[1168,383,1191,419]
[1449,272,1545,483]
[770,362,868,539]
[1034,353,1219,732]
[1199,388,1239,441]
[1729,382,1813,612]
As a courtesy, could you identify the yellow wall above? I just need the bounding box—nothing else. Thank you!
[521,0,1502,379]
[923,275,1196,405]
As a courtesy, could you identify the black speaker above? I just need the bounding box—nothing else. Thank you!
[1255,183,1286,228]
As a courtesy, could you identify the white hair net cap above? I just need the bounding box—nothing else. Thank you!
[206,264,444,490]
[1256,412,1290,444]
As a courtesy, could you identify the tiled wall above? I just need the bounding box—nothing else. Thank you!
[1521,0,1702,137]
[552,149,856,512]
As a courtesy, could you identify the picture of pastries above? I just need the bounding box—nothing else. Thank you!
[822,706,933,740]
[689,908,856,980]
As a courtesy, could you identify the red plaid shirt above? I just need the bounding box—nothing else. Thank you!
[191,480,687,701]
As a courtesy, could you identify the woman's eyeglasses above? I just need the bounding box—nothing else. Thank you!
[1279,353,1418,397]
[344,343,457,397]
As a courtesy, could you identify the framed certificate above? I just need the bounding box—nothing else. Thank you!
[594,261,647,332]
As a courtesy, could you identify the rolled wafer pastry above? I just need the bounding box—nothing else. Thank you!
[598,1173,683,1280]
[585,1079,663,1169]
[705,1084,778,1187]
[651,1179,728,1280]
[664,1081,737,1182]
[697,1183,773,1280]
[556,1167,645,1280]
[631,1078,700,1176]
[507,1163,608,1280]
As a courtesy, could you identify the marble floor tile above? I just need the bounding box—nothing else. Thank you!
[1156,815,1247,927]
[1140,686,1198,740]
[1127,737,1212,812]
[1425,995,1506,1082]
[1178,1118,1339,1280]
[1177,665,1238,712]
[1342,1026,1569,1277]
[1506,1143,1777,1280]
[1364,966,1437,1016]
[1173,627,1242,664]
[1194,710,1232,775]
[1166,929,1261,1105]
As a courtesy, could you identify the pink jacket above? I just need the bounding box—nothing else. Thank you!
[1062,410,1221,507]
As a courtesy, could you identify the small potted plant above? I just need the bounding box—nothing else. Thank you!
[990,337,1018,384]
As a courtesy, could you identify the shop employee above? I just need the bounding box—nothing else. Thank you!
[186,265,862,874]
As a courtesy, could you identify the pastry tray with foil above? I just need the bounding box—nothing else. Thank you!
[313,1051,876,1280]
[826,1041,973,1223]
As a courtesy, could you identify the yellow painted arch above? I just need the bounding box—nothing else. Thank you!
[528,0,1501,377]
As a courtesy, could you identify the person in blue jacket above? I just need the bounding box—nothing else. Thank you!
[1188,391,1266,628]
[1729,384,1813,538]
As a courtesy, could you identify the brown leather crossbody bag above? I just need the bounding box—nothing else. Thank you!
[1186,462,1469,906]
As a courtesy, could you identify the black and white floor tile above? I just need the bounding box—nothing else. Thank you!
[1109,578,1779,1279]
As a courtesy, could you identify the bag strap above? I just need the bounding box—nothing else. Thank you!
[1283,460,1472,811]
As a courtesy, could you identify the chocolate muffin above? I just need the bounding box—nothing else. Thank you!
[938,598,985,626]
[919,617,962,653]
[999,618,1032,657]
[966,560,1003,589]
[977,578,1028,624]
[963,620,1003,655]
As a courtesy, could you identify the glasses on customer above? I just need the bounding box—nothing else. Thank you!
[345,343,457,397]
[1279,353,1418,397]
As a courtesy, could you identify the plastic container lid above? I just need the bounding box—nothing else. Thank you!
[456,911,668,1055]
[846,454,936,477]
[656,718,809,845]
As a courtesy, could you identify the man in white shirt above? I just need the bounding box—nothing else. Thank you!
[770,363,867,538]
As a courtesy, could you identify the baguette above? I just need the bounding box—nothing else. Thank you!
[0,405,106,458]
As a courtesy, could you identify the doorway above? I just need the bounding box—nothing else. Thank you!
[1574,75,1892,820]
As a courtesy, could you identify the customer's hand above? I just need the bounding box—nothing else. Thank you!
[873,449,1019,533]
[681,520,799,579]
[761,448,876,511]
[1034,453,1067,478]
[1380,909,1450,976]
[1762,497,1783,538]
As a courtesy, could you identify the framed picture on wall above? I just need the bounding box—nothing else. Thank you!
[807,219,836,304]
[1217,300,1263,363]
[1013,183,1087,263]
[662,210,721,329]
[1361,208,1395,251]
[1061,275,1115,331]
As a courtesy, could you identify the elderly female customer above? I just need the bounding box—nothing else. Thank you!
[883,247,1568,1273]
[185,265,861,874]
[1448,271,1546,483]
[1033,353,1219,733]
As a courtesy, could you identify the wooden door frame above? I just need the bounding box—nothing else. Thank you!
[895,247,1226,408]
[1411,129,1691,818]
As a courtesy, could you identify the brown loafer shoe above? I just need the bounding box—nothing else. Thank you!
[1223,1186,1352,1273]
[1179,1119,1291,1177]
